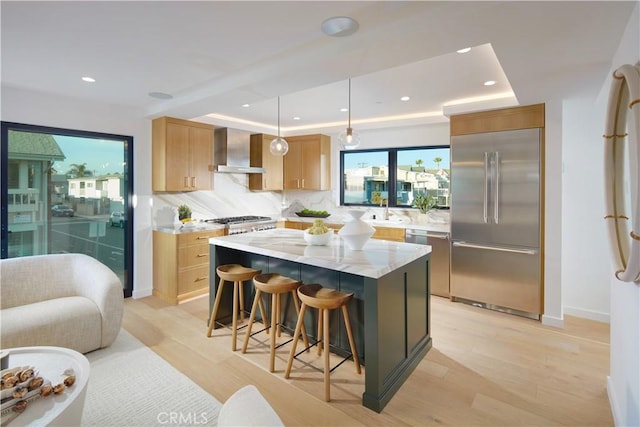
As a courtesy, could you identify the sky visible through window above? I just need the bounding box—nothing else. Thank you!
[344,148,450,170]
[54,135,125,176]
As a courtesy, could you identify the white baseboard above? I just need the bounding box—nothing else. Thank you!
[541,314,564,328]
[607,376,621,427]
[563,305,610,323]
[132,288,152,299]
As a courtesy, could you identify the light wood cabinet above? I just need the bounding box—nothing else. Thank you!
[248,133,283,191]
[281,220,305,230]
[283,134,331,190]
[152,116,214,192]
[153,229,224,304]
[371,226,405,242]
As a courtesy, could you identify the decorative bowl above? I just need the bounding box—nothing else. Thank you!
[303,229,333,246]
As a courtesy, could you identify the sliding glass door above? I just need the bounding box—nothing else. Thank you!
[1,122,133,297]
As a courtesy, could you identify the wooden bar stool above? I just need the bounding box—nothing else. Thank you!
[285,283,361,402]
[242,273,309,372]
[206,264,261,351]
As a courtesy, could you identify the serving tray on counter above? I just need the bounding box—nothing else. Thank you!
[295,212,330,218]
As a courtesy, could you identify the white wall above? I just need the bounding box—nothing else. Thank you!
[561,96,611,322]
[543,100,565,327]
[1,86,154,298]
[602,3,640,426]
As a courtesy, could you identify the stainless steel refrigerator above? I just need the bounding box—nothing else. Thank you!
[450,128,542,317]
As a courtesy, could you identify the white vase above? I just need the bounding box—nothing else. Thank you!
[338,210,375,250]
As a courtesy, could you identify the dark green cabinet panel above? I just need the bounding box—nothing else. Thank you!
[209,243,431,413]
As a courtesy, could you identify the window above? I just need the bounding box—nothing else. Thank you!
[340,146,450,208]
[1,121,134,298]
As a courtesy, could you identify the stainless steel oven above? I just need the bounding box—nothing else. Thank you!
[405,228,451,297]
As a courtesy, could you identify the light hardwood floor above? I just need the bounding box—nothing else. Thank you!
[123,295,612,426]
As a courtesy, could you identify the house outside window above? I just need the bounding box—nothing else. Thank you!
[341,146,450,208]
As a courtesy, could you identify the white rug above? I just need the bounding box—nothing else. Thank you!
[81,330,221,427]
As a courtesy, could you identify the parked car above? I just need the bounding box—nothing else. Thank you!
[51,204,74,217]
[110,211,125,228]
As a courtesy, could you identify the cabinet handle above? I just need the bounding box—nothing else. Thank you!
[196,253,208,257]
[196,236,208,240]
[301,178,305,188]
[191,177,196,188]
[483,152,489,224]
[425,233,449,240]
[453,241,537,255]
[494,151,500,224]
[195,276,208,282]
[184,177,189,188]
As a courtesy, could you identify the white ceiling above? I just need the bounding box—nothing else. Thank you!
[1,1,636,135]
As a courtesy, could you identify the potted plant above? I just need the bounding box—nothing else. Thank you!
[412,193,437,214]
[177,204,192,221]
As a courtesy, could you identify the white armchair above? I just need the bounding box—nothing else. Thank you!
[0,253,124,353]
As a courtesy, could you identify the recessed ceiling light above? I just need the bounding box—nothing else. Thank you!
[148,92,173,100]
[340,108,349,112]
[293,116,301,121]
[400,96,411,102]
[484,80,496,86]
[81,76,95,83]
[242,103,250,108]
[321,16,359,37]
[457,47,471,54]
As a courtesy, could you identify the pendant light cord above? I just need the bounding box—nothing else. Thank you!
[348,78,352,128]
[277,96,281,138]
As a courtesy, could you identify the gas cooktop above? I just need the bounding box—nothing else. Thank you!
[205,215,272,225]
[205,215,276,235]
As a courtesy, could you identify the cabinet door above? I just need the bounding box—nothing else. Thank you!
[249,134,282,191]
[300,138,321,190]
[284,140,303,189]
[189,126,213,191]
[165,122,191,191]
[284,134,331,190]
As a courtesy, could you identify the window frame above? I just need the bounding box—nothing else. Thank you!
[1,121,134,298]
[339,145,450,208]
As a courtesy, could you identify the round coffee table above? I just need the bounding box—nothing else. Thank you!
[1,346,90,426]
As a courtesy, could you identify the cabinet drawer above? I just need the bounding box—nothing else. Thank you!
[326,223,343,232]
[178,230,219,247]
[283,221,305,230]
[178,265,210,295]
[372,226,405,242]
[179,244,210,268]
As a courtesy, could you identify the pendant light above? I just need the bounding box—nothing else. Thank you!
[338,78,361,150]
[270,96,289,156]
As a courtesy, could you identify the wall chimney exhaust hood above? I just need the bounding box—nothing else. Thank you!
[213,127,265,174]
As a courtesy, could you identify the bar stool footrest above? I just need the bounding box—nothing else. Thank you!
[212,312,251,331]
[292,340,356,374]
[245,323,296,349]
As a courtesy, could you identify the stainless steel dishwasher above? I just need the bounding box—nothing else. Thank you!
[405,228,451,297]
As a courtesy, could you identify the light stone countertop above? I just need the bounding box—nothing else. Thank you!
[281,215,450,234]
[209,228,431,279]
[154,222,225,234]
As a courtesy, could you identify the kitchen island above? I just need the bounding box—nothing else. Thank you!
[208,228,431,412]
